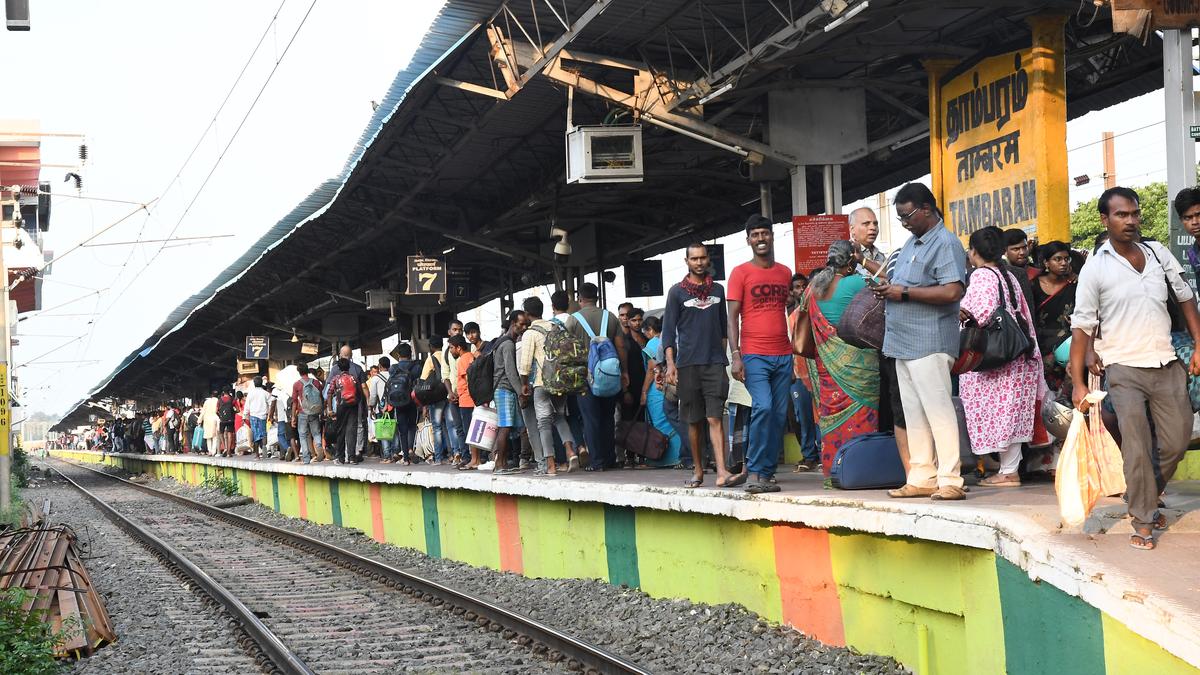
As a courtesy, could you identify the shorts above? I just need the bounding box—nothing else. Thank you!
[677,364,729,424]
[493,388,524,428]
[220,421,234,433]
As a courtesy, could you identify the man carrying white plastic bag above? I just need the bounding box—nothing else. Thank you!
[1055,390,1125,528]
[1068,187,1200,551]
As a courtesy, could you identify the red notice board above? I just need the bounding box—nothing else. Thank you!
[793,214,849,274]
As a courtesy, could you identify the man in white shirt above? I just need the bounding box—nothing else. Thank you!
[1070,186,1200,551]
[244,376,271,458]
[848,207,886,277]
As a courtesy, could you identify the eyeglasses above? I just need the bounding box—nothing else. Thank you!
[897,206,921,222]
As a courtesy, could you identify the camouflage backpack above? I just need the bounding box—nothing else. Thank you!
[538,319,588,396]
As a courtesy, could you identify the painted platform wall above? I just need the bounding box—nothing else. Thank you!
[52,450,1195,675]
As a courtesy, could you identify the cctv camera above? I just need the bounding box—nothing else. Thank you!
[550,226,571,260]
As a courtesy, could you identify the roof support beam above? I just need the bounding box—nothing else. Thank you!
[491,35,794,166]
[434,76,510,101]
[503,0,615,96]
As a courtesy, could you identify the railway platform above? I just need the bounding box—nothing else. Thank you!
[49,448,1200,675]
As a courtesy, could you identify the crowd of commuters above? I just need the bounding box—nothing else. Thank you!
[72,182,1200,551]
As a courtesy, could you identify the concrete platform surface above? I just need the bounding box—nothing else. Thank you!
[54,449,1200,669]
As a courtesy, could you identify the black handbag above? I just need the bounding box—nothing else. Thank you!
[1144,244,1186,332]
[961,267,1034,372]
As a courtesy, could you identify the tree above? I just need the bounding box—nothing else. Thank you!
[1068,181,1170,249]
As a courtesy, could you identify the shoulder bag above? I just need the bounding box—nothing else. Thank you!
[961,267,1034,372]
[791,306,816,359]
[1145,244,1200,411]
[837,283,886,350]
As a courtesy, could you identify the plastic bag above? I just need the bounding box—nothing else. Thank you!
[1055,390,1125,527]
[235,423,251,451]
[414,413,435,461]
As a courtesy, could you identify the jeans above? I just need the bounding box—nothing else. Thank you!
[428,402,463,461]
[579,393,619,469]
[446,404,467,454]
[790,380,821,464]
[742,354,791,479]
[297,413,321,462]
[533,388,574,470]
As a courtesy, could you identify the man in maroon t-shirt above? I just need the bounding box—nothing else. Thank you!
[728,214,793,494]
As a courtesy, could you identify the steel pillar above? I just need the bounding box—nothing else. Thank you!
[1164,28,1196,272]
[822,165,843,214]
[760,183,773,219]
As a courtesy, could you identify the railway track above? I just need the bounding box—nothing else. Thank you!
[47,458,649,675]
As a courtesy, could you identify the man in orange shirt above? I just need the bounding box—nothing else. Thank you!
[448,334,479,468]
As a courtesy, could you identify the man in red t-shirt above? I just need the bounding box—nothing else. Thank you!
[728,214,793,493]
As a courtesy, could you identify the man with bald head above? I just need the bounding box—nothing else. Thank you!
[848,207,886,277]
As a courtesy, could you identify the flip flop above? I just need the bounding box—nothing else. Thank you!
[717,473,748,488]
[1130,531,1156,550]
[1153,512,1168,530]
[685,478,703,488]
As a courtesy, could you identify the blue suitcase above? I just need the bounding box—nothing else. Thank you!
[830,432,906,490]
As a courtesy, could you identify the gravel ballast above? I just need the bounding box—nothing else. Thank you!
[20,468,263,674]
[97,462,907,675]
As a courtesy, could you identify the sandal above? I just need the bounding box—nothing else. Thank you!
[1152,512,1168,530]
[566,456,579,473]
[1130,527,1156,551]
[685,478,703,488]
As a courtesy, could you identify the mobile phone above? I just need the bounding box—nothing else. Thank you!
[864,276,881,287]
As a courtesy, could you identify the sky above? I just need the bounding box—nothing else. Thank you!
[1,0,447,416]
[1,2,1181,418]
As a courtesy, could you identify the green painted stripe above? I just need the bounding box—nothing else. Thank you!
[330,479,343,527]
[203,464,209,480]
[421,487,441,558]
[603,504,640,588]
[996,557,1104,675]
[271,473,281,513]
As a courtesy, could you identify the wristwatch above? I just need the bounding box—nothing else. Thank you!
[900,287,909,303]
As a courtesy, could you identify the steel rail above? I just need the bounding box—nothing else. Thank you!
[47,463,313,675]
[52,458,651,675]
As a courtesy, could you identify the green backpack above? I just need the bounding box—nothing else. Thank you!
[538,319,589,396]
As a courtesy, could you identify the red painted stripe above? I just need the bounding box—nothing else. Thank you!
[772,524,845,646]
[494,494,523,574]
[368,483,386,542]
[250,473,258,502]
[297,476,308,520]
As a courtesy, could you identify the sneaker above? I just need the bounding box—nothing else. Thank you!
[478,461,495,471]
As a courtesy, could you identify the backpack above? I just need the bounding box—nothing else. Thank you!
[466,335,510,405]
[299,377,323,415]
[386,363,416,409]
[539,319,588,395]
[335,371,358,406]
[573,311,622,397]
[414,356,449,406]
[218,395,234,423]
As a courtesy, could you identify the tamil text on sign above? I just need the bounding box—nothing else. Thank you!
[407,256,447,295]
[793,215,849,273]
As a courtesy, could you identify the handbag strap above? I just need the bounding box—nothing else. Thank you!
[1143,242,1184,309]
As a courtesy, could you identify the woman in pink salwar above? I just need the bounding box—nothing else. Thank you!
[959,226,1042,487]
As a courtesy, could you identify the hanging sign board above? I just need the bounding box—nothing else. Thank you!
[245,335,269,360]
[236,359,260,375]
[448,268,478,301]
[793,215,848,274]
[1112,1,1200,32]
[360,337,383,356]
[707,244,726,281]
[300,342,319,356]
[624,260,663,297]
[406,256,447,295]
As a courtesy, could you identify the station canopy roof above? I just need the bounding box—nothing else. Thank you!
[68,0,1162,410]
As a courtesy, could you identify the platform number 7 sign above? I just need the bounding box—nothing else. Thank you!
[245,336,270,360]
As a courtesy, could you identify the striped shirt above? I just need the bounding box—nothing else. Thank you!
[882,221,968,361]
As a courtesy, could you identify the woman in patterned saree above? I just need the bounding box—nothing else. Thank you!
[800,240,880,475]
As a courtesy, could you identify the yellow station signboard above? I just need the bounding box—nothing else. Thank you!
[930,16,1068,244]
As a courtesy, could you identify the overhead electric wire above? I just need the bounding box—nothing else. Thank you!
[89,0,319,329]
[64,0,301,381]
